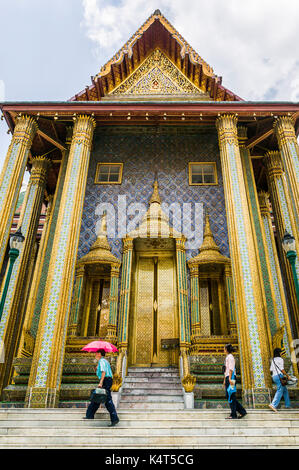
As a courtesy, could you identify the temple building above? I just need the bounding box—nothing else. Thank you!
[0,10,298,409]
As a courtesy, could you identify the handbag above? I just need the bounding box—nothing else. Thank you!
[272,359,288,386]
[287,375,298,387]
[90,387,107,404]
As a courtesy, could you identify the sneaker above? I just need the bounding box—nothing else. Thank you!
[268,404,278,413]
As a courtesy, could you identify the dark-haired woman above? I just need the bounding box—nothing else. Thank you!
[223,344,247,419]
[269,348,291,412]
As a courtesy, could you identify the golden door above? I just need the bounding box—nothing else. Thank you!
[129,254,179,367]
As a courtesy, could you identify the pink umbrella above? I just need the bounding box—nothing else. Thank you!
[81,340,118,353]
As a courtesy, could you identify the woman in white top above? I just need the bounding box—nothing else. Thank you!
[269,348,291,412]
[223,344,247,419]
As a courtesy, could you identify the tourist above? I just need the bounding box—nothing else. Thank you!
[269,348,291,412]
[223,344,247,419]
[84,349,119,426]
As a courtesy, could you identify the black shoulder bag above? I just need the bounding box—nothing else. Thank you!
[273,359,288,386]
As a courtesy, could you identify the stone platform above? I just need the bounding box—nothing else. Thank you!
[0,408,298,448]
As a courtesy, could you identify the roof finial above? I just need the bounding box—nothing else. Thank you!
[150,179,161,205]
[153,9,162,15]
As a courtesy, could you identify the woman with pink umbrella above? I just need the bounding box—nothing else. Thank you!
[82,341,119,426]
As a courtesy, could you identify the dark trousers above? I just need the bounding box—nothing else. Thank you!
[225,376,246,418]
[86,377,119,423]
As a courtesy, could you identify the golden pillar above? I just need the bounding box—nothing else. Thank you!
[117,237,133,350]
[114,237,133,388]
[258,191,298,377]
[216,115,272,407]
[264,151,299,335]
[189,264,200,340]
[0,116,37,273]
[274,116,299,225]
[26,115,96,408]
[106,263,121,344]
[0,156,51,393]
[17,195,54,357]
[239,127,279,344]
[68,266,86,337]
[224,265,237,336]
[176,236,191,348]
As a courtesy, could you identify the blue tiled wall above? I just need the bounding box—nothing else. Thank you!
[78,126,229,262]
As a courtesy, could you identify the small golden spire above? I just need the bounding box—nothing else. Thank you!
[149,179,161,205]
[200,212,220,254]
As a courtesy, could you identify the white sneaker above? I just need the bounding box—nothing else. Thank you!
[268,404,278,413]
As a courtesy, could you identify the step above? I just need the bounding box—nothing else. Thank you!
[126,372,180,378]
[121,388,182,395]
[120,395,184,403]
[123,381,181,389]
[127,367,179,373]
[118,402,185,409]
[1,425,299,437]
[0,408,298,418]
[1,417,299,428]
[125,376,181,383]
[0,434,297,447]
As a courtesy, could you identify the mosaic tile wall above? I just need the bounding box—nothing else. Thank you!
[78,126,229,262]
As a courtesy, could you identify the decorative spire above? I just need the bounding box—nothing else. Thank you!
[78,211,120,266]
[188,210,230,266]
[153,9,162,15]
[149,179,161,205]
[199,212,220,254]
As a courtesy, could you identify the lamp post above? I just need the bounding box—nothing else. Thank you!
[282,230,299,306]
[0,227,25,323]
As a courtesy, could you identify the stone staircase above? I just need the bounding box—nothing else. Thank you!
[0,408,299,448]
[119,367,184,409]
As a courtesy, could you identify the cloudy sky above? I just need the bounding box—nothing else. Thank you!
[0,0,299,178]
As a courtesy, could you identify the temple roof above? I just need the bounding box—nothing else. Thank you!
[70,10,242,102]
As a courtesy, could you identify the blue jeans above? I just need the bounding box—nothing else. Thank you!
[271,374,291,409]
[86,377,119,422]
[225,376,246,418]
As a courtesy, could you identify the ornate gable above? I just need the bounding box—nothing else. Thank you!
[70,10,241,102]
[108,49,209,100]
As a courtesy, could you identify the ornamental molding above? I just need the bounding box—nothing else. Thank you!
[110,49,205,97]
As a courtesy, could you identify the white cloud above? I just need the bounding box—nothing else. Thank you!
[0,80,5,101]
[81,0,299,101]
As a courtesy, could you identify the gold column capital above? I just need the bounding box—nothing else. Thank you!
[13,115,38,147]
[224,263,232,277]
[111,262,120,276]
[123,237,133,252]
[176,236,186,251]
[29,156,51,187]
[75,264,86,277]
[264,150,284,177]
[273,115,296,142]
[188,263,198,276]
[216,114,238,146]
[71,115,96,147]
[258,191,271,217]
